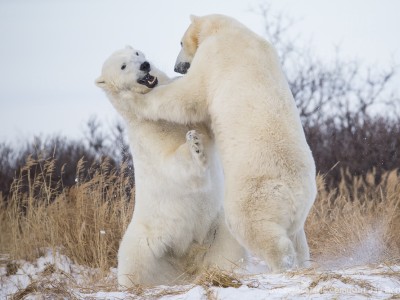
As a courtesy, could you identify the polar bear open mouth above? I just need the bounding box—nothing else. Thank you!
[137,73,158,88]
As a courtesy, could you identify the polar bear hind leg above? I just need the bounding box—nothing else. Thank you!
[225,179,300,272]
[291,228,310,268]
[202,213,246,270]
[251,221,296,272]
[117,226,181,287]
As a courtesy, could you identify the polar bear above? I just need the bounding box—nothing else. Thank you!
[126,15,317,272]
[95,46,245,287]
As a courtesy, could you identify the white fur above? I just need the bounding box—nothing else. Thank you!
[95,46,245,287]
[128,15,317,272]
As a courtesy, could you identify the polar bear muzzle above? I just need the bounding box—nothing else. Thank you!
[137,73,158,88]
[174,62,191,74]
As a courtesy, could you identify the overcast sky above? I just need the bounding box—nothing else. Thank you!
[0,0,399,144]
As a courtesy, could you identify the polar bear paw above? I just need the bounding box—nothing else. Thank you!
[186,130,207,169]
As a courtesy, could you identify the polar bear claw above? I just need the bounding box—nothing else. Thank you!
[186,130,206,168]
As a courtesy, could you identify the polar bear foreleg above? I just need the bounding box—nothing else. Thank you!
[132,75,209,124]
[161,130,208,184]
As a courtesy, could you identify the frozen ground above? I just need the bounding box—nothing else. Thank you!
[1,250,399,299]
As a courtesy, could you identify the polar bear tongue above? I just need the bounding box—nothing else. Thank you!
[137,73,158,88]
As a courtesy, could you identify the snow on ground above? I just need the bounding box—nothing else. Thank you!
[1,250,399,299]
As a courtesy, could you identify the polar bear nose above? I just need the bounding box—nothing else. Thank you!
[140,61,150,72]
[174,62,190,74]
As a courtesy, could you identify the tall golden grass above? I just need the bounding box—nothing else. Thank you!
[0,155,133,271]
[0,155,399,272]
[306,169,400,267]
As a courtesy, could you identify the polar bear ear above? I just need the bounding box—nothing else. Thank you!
[95,76,106,88]
[125,45,133,50]
[190,15,200,23]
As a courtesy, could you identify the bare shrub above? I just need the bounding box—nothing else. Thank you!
[258,5,400,187]
[0,117,133,198]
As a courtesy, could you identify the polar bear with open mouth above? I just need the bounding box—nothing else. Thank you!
[95,46,245,287]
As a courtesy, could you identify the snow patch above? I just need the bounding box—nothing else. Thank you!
[1,249,399,299]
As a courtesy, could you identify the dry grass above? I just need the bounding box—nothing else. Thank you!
[196,267,242,289]
[11,280,78,300]
[0,155,399,284]
[0,155,134,273]
[306,169,400,267]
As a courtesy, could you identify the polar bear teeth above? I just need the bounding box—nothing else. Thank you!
[148,76,157,85]
[137,73,158,88]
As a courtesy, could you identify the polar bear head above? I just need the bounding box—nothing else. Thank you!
[174,14,234,74]
[96,46,158,94]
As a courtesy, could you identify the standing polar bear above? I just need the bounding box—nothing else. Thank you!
[129,14,317,272]
[95,46,245,287]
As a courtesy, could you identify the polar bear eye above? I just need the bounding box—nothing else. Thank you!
[121,64,126,70]
[180,42,183,47]
[135,52,139,56]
